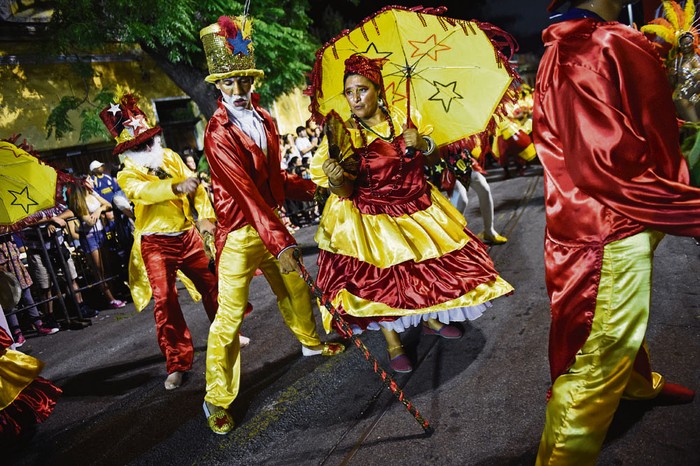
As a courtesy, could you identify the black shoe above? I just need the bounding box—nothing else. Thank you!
[69,319,92,330]
[43,315,60,329]
[79,303,99,318]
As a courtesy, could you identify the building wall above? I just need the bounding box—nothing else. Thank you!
[1,42,188,174]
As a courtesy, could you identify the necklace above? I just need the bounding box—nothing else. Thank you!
[351,107,405,199]
[354,114,394,141]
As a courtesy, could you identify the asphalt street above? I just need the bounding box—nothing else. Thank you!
[7,168,700,466]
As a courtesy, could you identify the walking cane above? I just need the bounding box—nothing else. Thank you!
[292,249,433,434]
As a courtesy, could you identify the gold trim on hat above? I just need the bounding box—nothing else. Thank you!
[200,17,265,83]
[116,128,135,144]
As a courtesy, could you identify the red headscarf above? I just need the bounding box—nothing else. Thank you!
[344,54,389,94]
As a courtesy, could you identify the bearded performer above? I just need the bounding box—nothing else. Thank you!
[100,95,219,391]
[534,1,700,464]
[199,16,344,434]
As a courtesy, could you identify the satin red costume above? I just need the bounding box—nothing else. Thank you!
[118,149,218,375]
[534,14,700,464]
[205,97,316,258]
[534,17,700,384]
[311,109,512,335]
[203,97,325,409]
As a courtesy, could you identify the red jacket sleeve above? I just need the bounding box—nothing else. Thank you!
[281,171,316,201]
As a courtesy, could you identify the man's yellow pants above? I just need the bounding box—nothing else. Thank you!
[204,226,322,409]
[537,230,666,465]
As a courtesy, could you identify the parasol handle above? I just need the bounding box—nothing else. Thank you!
[404,75,416,158]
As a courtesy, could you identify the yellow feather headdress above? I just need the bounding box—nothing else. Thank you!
[641,0,699,57]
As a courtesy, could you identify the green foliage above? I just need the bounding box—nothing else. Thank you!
[45,89,115,142]
[45,0,324,130]
[45,96,82,139]
[79,108,111,142]
[92,89,117,109]
[48,0,320,101]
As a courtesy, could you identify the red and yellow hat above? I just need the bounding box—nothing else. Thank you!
[99,94,162,155]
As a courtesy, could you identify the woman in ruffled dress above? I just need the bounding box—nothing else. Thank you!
[309,54,513,372]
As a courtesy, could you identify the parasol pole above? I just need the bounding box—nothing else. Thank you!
[404,71,417,158]
[292,249,433,434]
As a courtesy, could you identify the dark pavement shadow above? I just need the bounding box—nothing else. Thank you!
[56,354,167,397]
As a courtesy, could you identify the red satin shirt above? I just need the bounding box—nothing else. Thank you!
[534,18,700,382]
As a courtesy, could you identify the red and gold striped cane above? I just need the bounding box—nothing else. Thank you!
[293,249,433,434]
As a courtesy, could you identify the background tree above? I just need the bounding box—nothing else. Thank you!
[45,0,326,140]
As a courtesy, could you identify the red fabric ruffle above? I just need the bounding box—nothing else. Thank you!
[0,377,62,445]
[316,228,500,331]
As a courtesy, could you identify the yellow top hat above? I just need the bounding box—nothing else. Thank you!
[200,15,265,83]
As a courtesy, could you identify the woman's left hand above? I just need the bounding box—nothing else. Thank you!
[401,126,427,151]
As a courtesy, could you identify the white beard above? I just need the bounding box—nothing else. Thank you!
[123,137,165,170]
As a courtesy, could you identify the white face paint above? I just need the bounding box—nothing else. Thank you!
[216,76,254,110]
[123,136,165,170]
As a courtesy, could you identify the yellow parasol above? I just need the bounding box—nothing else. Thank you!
[307,6,518,148]
[0,139,71,230]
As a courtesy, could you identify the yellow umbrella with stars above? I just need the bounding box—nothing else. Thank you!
[307,5,519,149]
[0,139,71,230]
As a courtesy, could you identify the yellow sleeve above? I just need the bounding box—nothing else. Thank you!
[310,138,330,188]
[194,183,215,221]
[117,171,178,205]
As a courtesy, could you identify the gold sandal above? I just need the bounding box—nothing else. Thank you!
[203,401,234,434]
[302,342,346,357]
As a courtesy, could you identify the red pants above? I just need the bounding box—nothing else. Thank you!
[141,228,218,373]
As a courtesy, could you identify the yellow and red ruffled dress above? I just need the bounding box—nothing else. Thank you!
[310,112,513,335]
[0,326,61,445]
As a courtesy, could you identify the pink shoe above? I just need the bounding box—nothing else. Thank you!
[388,352,413,373]
[422,323,463,339]
[37,325,60,336]
[110,299,126,309]
[13,331,26,347]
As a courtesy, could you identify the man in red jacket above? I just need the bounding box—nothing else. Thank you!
[534,1,700,464]
[199,15,344,435]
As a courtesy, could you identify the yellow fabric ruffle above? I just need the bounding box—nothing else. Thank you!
[0,349,43,410]
[315,186,469,268]
[321,276,513,332]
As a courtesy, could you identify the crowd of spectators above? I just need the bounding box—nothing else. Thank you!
[279,120,323,231]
